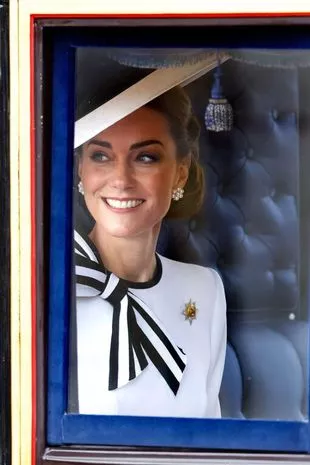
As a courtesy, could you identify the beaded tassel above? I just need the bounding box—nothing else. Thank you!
[205,58,233,132]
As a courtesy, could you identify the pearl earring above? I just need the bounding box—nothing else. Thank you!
[78,181,84,195]
[172,187,184,201]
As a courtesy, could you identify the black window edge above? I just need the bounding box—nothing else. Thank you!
[0,1,11,465]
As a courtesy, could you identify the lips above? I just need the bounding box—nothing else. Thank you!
[104,198,144,209]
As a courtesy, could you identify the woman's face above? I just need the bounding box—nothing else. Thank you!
[78,106,189,239]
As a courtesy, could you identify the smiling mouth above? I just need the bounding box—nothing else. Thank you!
[104,198,144,209]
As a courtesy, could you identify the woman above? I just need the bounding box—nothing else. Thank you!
[70,85,227,418]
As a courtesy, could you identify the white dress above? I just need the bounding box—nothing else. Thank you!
[72,244,227,419]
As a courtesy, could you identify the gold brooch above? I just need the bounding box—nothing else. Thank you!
[182,300,198,324]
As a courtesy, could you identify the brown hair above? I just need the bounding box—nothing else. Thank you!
[146,86,205,219]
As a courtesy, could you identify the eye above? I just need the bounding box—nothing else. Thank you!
[90,151,109,162]
[136,152,159,163]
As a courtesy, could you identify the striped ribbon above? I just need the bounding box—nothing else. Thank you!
[74,230,187,395]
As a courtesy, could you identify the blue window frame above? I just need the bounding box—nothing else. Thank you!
[47,24,310,451]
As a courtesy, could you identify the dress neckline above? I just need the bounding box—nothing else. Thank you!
[121,253,162,289]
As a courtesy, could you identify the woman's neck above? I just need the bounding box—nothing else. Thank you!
[89,225,159,283]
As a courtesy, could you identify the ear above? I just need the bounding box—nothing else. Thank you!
[174,155,190,188]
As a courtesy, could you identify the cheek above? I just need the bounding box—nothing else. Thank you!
[147,172,175,211]
[158,163,177,186]
[80,167,104,191]
[150,171,174,193]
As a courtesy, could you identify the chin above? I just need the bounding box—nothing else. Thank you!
[109,230,137,238]
[101,224,144,239]
[98,219,160,239]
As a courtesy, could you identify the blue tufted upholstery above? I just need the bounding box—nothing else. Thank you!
[158,59,309,420]
[76,51,309,420]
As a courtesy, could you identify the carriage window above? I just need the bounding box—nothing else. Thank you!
[46,23,310,456]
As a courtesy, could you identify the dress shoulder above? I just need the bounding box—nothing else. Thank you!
[158,254,223,290]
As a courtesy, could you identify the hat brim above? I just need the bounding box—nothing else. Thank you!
[74,52,230,149]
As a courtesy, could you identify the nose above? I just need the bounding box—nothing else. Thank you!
[110,159,134,191]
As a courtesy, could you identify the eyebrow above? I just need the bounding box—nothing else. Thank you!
[87,139,164,150]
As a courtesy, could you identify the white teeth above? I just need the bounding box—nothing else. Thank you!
[105,199,143,209]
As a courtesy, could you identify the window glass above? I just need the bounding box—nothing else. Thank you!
[70,47,309,421]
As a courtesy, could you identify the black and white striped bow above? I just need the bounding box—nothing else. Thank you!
[74,230,187,395]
